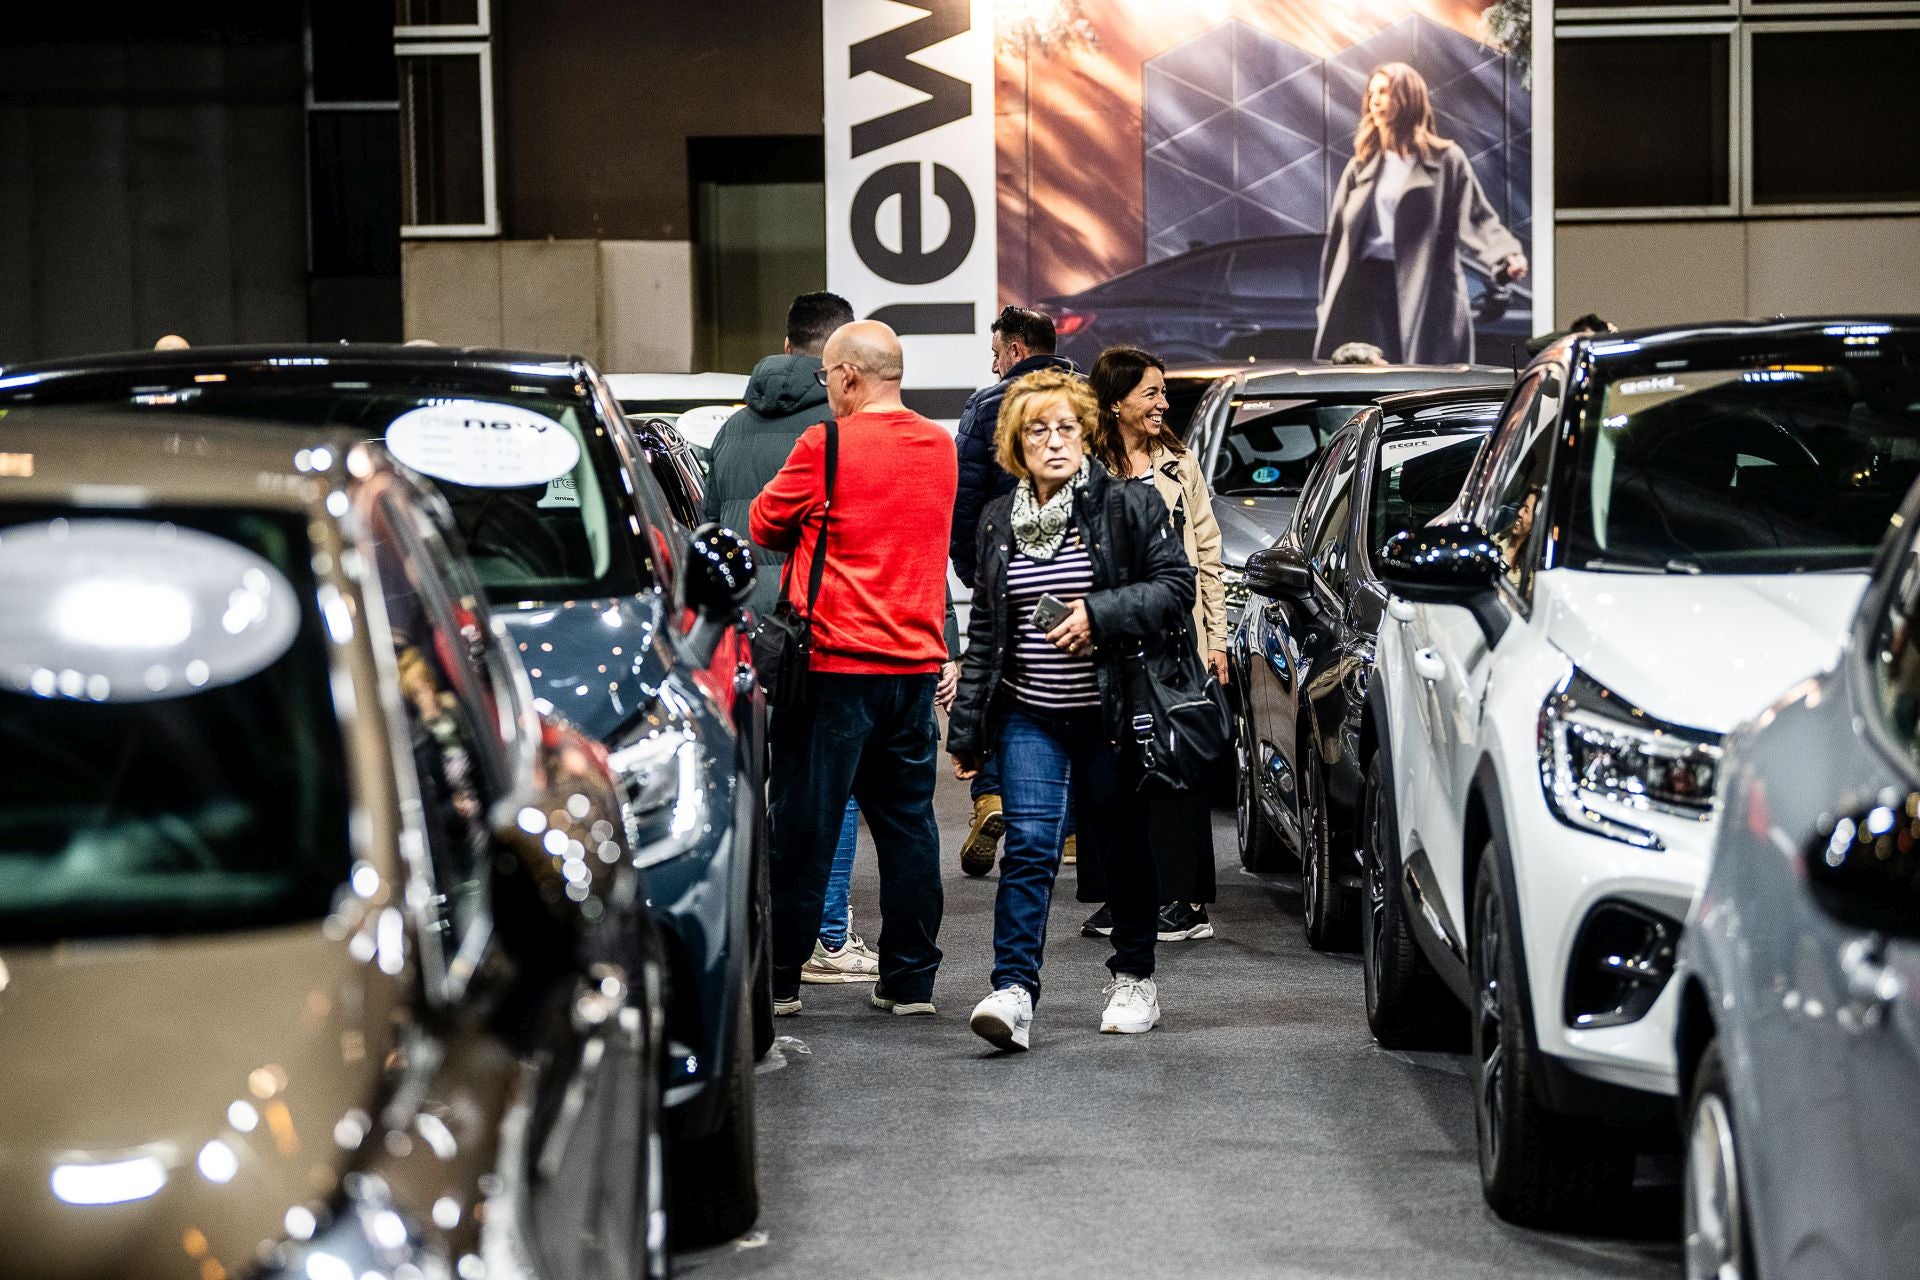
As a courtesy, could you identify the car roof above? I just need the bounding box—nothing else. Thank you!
[0,408,357,511]
[0,343,590,395]
[1240,364,1513,398]
[1570,315,1920,363]
[604,372,749,401]
[1374,384,1511,420]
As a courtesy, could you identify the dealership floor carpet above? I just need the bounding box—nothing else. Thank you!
[676,772,1682,1280]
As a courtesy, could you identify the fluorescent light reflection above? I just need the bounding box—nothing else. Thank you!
[51,1156,167,1205]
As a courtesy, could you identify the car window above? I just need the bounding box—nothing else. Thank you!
[368,489,501,948]
[0,507,351,944]
[1475,369,1560,596]
[1369,432,1488,554]
[1133,248,1229,301]
[1306,434,1359,587]
[1227,243,1313,300]
[1872,530,1920,764]
[1289,431,1349,541]
[1214,399,1369,496]
[1569,346,1920,575]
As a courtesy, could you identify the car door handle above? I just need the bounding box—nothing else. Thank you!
[1387,599,1417,624]
[1841,936,1903,1010]
[1412,648,1446,683]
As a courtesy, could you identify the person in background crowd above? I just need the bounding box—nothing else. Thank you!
[705,291,880,984]
[751,320,957,1018]
[949,368,1195,1048]
[153,334,189,350]
[1313,61,1528,365]
[1084,346,1227,943]
[1526,311,1617,356]
[1329,340,1390,366]
[949,305,1080,877]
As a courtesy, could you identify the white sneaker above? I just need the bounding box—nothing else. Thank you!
[869,990,937,1016]
[1099,974,1160,1034]
[802,938,881,984]
[969,986,1034,1052]
[773,995,802,1017]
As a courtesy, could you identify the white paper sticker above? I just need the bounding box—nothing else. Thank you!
[671,404,738,451]
[1380,434,1479,471]
[386,400,581,489]
[539,474,581,508]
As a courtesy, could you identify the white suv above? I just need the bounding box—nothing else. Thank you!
[1359,319,1918,1227]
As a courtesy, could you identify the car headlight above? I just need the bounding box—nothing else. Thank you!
[1222,565,1249,611]
[254,1172,458,1280]
[1537,670,1721,850]
[608,721,711,869]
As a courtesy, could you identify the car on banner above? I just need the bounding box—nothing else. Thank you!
[1230,386,1501,954]
[1037,234,1533,372]
[0,416,675,1279]
[605,372,749,470]
[1180,361,1512,614]
[1672,462,1920,1280]
[0,344,771,1244]
[1364,317,1920,1228]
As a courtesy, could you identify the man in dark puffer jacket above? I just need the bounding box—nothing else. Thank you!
[948,306,1078,876]
[706,291,856,621]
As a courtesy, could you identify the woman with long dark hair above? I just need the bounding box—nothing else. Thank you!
[1082,345,1226,943]
[1313,61,1527,365]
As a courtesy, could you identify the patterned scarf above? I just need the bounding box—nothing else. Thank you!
[1010,459,1091,562]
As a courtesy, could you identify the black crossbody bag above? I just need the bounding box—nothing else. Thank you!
[749,419,837,708]
[1104,483,1231,792]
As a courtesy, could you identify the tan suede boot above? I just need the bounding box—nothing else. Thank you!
[1060,834,1077,865]
[959,794,1004,877]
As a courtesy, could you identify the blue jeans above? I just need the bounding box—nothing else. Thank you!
[970,748,1075,841]
[769,672,943,1002]
[818,800,860,948]
[992,706,1157,1004]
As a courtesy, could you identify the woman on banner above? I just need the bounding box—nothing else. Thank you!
[948,368,1194,1048]
[1082,346,1227,945]
[1313,61,1528,365]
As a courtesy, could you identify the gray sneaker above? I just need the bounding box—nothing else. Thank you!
[869,989,937,1016]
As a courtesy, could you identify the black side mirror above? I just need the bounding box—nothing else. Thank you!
[1376,522,1509,646]
[1804,798,1920,937]
[680,523,757,667]
[1245,545,1312,600]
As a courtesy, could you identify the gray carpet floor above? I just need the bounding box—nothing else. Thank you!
[677,771,1681,1279]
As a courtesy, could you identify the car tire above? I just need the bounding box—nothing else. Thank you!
[668,984,760,1246]
[1470,848,1633,1228]
[1358,753,1461,1049]
[1235,712,1290,872]
[1685,1039,1755,1280]
[1300,736,1359,952]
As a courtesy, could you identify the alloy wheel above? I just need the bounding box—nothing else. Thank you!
[1474,886,1506,1171]
[1685,1092,1746,1280]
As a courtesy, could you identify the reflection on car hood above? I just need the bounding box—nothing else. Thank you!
[497,593,667,741]
[0,924,399,1280]
[1213,493,1298,567]
[1539,569,1869,731]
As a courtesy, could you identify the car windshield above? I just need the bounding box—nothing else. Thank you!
[1213,399,1369,495]
[0,379,642,603]
[1571,338,1920,574]
[1368,431,1489,552]
[0,508,351,944]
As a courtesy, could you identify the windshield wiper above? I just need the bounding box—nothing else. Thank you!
[1583,557,1703,575]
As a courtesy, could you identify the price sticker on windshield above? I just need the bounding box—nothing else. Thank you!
[387,400,581,488]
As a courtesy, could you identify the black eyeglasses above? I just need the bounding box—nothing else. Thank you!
[813,361,853,387]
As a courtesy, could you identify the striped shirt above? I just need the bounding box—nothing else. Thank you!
[1005,527,1100,710]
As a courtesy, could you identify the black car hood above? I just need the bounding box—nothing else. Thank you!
[495,593,668,741]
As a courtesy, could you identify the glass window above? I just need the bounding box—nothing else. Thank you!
[1307,437,1359,587]
[1228,243,1314,300]
[1476,370,1560,594]
[1369,433,1488,555]
[0,508,350,944]
[1569,338,1920,575]
[1872,534,1920,763]
[1557,36,1730,209]
[1126,249,1229,302]
[1213,399,1369,496]
[397,0,482,25]
[1751,30,1920,207]
[398,48,490,229]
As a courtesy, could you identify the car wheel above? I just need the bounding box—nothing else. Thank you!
[1235,712,1289,871]
[668,983,760,1245]
[1358,753,1461,1048]
[1470,848,1633,1228]
[1300,737,1359,952]
[1685,1039,1755,1280]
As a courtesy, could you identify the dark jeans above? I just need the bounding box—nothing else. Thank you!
[993,706,1157,1003]
[971,741,1076,843]
[769,672,943,1002]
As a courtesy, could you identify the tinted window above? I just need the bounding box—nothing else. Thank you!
[1477,370,1560,594]
[1304,432,1358,586]
[1569,341,1920,574]
[1214,399,1369,496]
[1873,532,1920,763]
[1556,35,1731,210]
[1369,433,1487,554]
[1128,249,1229,301]
[0,507,350,943]
[1228,243,1313,299]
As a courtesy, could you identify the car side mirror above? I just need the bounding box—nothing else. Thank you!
[1376,522,1509,647]
[1245,545,1312,600]
[1803,798,1920,938]
[680,523,757,667]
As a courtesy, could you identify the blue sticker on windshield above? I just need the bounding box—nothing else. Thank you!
[1252,465,1281,485]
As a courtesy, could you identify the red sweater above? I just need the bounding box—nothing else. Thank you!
[750,408,957,675]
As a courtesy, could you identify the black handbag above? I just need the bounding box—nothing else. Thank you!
[1105,484,1232,792]
[749,419,837,708]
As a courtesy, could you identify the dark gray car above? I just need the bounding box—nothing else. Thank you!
[1674,476,1920,1280]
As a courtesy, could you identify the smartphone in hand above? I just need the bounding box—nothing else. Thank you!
[1029,592,1071,632]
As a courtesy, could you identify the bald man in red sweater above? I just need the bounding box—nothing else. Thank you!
[751,320,959,1017]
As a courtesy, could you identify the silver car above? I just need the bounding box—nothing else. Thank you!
[1674,476,1920,1279]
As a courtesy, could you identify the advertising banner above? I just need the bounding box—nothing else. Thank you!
[824,0,998,419]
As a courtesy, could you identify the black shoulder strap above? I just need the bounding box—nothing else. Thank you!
[1104,479,1132,587]
[802,418,838,618]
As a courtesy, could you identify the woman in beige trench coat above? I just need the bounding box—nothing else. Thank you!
[1312,61,1528,365]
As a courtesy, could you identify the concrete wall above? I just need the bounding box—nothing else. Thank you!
[403,238,693,371]
[1556,216,1920,329]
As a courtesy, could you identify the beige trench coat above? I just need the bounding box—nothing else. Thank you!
[1134,442,1228,655]
[1312,142,1523,365]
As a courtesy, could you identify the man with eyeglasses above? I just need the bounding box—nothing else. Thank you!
[948,305,1079,876]
[752,320,958,1018]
